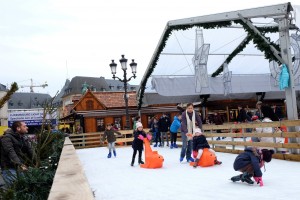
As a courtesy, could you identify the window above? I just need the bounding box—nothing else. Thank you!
[96,118,105,132]
[86,100,94,110]
[113,117,122,130]
[147,115,155,128]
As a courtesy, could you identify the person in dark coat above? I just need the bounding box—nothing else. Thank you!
[131,122,147,166]
[213,112,224,140]
[0,121,33,185]
[101,123,122,158]
[180,103,202,163]
[152,117,161,147]
[158,113,171,147]
[237,105,248,123]
[231,147,274,186]
[192,128,222,168]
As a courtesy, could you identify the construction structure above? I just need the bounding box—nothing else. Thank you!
[20,78,48,93]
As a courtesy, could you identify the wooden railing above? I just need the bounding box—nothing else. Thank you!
[48,137,94,200]
[69,121,300,161]
[202,120,300,161]
[69,129,150,149]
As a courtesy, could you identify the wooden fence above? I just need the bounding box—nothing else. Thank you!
[69,120,300,161]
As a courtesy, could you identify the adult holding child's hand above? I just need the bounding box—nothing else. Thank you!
[180,103,202,163]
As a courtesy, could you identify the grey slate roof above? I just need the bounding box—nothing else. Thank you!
[62,76,110,97]
[62,76,138,98]
[0,83,7,91]
[105,79,138,91]
[8,92,52,109]
[53,79,70,107]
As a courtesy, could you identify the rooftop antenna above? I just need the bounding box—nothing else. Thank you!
[66,60,70,79]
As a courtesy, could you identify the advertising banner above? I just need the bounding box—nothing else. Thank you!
[8,110,57,126]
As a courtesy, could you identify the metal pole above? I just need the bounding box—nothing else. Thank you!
[278,18,298,120]
[278,17,299,154]
[123,69,130,130]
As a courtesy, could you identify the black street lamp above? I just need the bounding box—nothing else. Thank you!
[109,55,137,129]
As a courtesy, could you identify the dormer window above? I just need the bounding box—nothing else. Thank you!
[109,85,114,90]
[117,86,122,90]
[18,100,23,106]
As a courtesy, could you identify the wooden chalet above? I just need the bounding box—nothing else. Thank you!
[60,90,180,133]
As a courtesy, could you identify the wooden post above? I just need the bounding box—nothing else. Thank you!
[226,106,229,123]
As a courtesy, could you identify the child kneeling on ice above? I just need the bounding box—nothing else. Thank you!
[131,122,151,166]
[192,128,222,168]
[231,147,274,186]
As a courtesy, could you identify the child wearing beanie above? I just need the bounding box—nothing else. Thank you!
[131,122,151,166]
[192,128,222,168]
[231,147,274,186]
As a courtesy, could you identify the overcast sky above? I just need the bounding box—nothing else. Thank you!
[0,0,297,96]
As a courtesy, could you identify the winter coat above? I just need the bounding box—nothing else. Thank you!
[255,117,282,150]
[237,109,248,122]
[233,147,263,177]
[181,111,202,134]
[151,121,159,133]
[193,135,210,151]
[158,116,171,132]
[213,114,223,125]
[102,129,121,143]
[0,129,33,169]
[255,117,273,144]
[132,130,147,151]
[170,116,181,133]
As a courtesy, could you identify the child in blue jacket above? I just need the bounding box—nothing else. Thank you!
[170,113,182,149]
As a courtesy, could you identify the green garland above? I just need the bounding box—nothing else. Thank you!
[0,82,18,109]
[235,20,281,64]
[138,21,232,109]
[137,20,283,109]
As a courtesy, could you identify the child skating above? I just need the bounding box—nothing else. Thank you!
[131,122,150,166]
[101,123,122,158]
[170,113,181,149]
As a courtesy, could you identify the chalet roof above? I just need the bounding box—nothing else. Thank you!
[93,91,137,108]
[62,76,110,97]
[8,92,52,109]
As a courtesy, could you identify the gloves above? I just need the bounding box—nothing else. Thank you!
[186,133,193,141]
[138,135,145,140]
[146,134,152,141]
[254,177,264,187]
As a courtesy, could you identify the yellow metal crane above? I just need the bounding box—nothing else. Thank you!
[20,78,48,93]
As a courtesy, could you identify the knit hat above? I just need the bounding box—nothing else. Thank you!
[261,149,274,162]
[136,122,143,130]
[194,128,202,134]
